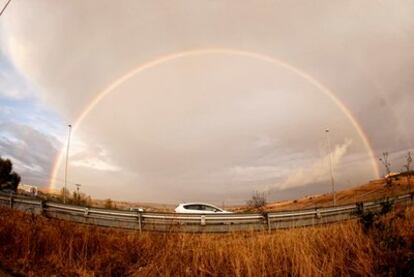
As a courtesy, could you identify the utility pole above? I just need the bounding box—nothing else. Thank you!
[64,124,72,204]
[325,129,336,206]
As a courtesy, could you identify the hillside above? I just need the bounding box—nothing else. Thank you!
[237,176,413,212]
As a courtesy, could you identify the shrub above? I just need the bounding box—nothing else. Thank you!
[246,191,267,209]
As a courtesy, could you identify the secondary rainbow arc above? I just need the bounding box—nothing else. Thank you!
[49,48,380,191]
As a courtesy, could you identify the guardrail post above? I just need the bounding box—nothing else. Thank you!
[265,213,271,233]
[355,202,364,216]
[200,215,206,226]
[84,208,89,216]
[315,208,321,219]
[137,211,142,233]
[9,195,14,209]
[39,200,44,215]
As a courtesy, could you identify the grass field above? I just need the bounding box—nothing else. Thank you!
[0,201,413,276]
[2,177,412,276]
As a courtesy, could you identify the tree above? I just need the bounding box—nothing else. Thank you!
[0,156,21,192]
[379,152,392,186]
[247,191,267,210]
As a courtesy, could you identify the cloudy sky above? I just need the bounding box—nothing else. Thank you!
[1,0,413,204]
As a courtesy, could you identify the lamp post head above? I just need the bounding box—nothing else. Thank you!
[68,124,72,128]
[325,129,330,133]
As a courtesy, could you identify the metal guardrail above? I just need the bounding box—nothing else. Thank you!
[0,192,413,233]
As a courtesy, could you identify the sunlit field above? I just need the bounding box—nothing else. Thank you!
[1,204,413,276]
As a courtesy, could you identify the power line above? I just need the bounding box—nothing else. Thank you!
[0,0,12,17]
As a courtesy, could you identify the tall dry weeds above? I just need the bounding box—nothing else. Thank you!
[0,206,413,276]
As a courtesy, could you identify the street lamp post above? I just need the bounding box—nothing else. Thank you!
[75,183,81,204]
[75,183,81,194]
[64,124,72,204]
[325,129,336,206]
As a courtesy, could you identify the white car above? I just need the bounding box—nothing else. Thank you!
[175,203,231,214]
[129,207,144,212]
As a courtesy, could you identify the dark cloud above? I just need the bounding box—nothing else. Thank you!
[0,121,59,187]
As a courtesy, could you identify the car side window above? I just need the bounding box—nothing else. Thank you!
[203,205,219,212]
[184,204,202,210]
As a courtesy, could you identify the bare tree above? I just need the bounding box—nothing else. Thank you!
[247,191,267,210]
[403,152,412,191]
[379,152,392,186]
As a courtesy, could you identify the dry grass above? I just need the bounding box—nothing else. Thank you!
[1,205,413,276]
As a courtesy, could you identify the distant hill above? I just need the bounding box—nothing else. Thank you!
[236,176,413,213]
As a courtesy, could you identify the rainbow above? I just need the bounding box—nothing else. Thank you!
[49,48,380,190]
